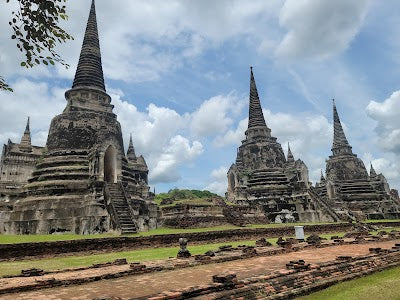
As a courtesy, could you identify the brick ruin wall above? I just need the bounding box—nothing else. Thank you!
[143,245,400,300]
[1,221,399,260]
[160,204,267,228]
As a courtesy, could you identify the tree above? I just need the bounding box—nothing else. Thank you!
[1,0,73,92]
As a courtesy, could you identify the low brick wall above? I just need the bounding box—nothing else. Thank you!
[143,245,400,300]
[0,221,399,260]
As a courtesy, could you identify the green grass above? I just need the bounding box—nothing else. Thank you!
[297,266,400,300]
[0,221,397,244]
[365,219,400,223]
[0,223,335,244]
[0,239,263,277]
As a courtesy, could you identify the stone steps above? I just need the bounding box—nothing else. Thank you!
[108,183,137,234]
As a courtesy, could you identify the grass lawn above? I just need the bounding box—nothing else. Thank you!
[0,220,399,244]
[365,219,400,223]
[0,222,346,244]
[0,239,263,277]
[297,266,400,300]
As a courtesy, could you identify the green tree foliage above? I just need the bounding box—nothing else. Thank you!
[155,188,218,202]
[0,76,13,92]
[1,0,73,92]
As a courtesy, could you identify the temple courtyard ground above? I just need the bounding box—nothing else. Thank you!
[0,239,398,300]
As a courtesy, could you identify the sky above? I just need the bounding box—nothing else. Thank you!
[1,0,400,195]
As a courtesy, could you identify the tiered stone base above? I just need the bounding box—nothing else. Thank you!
[2,149,111,234]
[4,194,110,234]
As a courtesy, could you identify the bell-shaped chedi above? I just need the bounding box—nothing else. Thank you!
[0,118,44,195]
[316,100,400,220]
[226,68,331,223]
[2,0,157,235]
[236,67,286,171]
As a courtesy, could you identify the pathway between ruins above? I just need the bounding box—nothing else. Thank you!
[1,240,398,300]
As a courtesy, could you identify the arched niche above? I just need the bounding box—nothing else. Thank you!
[104,145,117,184]
[228,172,236,192]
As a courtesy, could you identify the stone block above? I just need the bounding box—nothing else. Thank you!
[21,268,44,277]
[212,273,238,284]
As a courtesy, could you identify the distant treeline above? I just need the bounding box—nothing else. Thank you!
[155,188,218,201]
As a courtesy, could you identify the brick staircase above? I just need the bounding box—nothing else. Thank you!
[308,186,341,222]
[107,183,137,234]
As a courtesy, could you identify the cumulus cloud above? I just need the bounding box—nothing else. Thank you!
[0,0,283,84]
[0,79,66,147]
[204,166,228,195]
[190,93,245,138]
[151,136,203,182]
[366,90,400,154]
[1,0,371,88]
[362,152,400,184]
[214,118,247,147]
[111,90,204,184]
[276,0,369,60]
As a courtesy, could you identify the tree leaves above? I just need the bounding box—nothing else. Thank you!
[0,76,14,92]
[1,0,73,92]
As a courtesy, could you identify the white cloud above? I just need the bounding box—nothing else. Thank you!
[204,166,228,195]
[151,135,203,182]
[111,92,204,184]
[1,0,371,88]
[190,93,245,138]
[366,90,400,154]
[214,118,247,147]
[276,0,369,60]
[362,152,400,184]
[0,79,65,147]
[0,0,284,85]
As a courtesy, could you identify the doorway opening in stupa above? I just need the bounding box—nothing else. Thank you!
[104,145,117,183]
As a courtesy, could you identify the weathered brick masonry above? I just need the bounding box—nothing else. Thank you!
[143,245,400,300]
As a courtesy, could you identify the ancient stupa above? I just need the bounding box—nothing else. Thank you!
[315,100,400,219]
[0,0,157,234]
[226,68,336,222]
[0,118,44,200]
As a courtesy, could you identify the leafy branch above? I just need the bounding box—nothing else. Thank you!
[1,0,73,92]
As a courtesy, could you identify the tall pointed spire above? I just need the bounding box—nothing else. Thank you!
[127,133,136,161]
[248,67,267,128]
[25,116,30,132]
[287,142,294,162]
[20,117,32,149]
[320,169,326,182]
[332,99,352,155]
[370,162,377,177]
[72,0,106,92]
